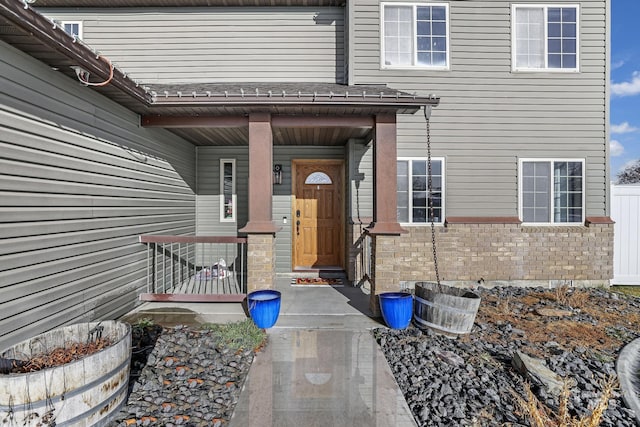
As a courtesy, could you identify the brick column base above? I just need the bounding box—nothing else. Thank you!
[370,235,403,316]
[246,234,276,293]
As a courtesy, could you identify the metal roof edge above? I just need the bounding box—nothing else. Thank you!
[0,0,151,105]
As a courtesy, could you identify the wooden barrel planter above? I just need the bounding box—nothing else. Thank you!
[413,282,481,336]
[0,321,131,427]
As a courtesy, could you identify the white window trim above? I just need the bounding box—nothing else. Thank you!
[61,21,83,39]
[511,4,580,73]
[380,2,451,71]
[219,159,236,223]
[398,157,445,226]
[518,158,585,226]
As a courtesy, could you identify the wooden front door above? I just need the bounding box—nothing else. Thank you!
[292,160,344,269]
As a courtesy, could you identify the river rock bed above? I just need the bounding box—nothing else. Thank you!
[109,325,255,427]
[374,286,640,426]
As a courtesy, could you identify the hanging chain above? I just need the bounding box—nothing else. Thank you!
[425,108,442,291]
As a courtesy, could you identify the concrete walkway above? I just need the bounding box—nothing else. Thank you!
[124,276,417,426]
[228,277,417,426]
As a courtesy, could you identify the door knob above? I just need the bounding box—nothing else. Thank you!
[296,220,300,235]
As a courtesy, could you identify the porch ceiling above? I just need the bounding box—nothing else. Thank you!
[167,125,371,146]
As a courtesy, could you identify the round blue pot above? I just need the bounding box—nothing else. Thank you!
[379,292,413,329]
[247,289,281,329]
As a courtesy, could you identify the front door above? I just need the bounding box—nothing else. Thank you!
[292,160,344,269]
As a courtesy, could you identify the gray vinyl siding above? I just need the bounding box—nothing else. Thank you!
[196,146,249,236]
[347,139,374,222]
[0,41,196,350]
[42,7,345,84]
[352,0,608,218]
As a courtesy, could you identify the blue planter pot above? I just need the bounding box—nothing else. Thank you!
[379,292,413,329]
[247,290,281,329]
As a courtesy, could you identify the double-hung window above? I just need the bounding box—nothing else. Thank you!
[381,3,449,69]
[512,4,579,71]
[520,159,584,224]
[220,159,236,222]
[62,21,82,39]
[397,158,444,224]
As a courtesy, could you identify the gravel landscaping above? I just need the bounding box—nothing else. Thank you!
[109,323,262,427]
[375,286,640,426]
[109,286,640,427]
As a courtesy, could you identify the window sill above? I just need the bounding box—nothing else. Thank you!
[520,222,585,227]
[511,68,580,74]
[381,65,450,72]
[445,216,521,225]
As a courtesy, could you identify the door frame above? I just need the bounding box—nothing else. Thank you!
[291,159,346,271]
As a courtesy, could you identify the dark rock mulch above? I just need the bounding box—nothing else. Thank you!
[110,325,254,427]
[374,286,640,426]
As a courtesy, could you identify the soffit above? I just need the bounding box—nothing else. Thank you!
[167,126,372,146]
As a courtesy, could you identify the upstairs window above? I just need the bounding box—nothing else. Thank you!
[519,159,584,224]
[512,5,579,71]
[220,159,236,222]
[62,21,82,39]
[397,158,444,224]
[381,3,449,69]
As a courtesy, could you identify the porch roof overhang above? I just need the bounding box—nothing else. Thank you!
[141,83,439,146]
[146,83,437,115]
[0,0,152,109]
[0,0,440,146]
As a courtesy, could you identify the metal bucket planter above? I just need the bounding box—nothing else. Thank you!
[413,282,481,336]
[0,321,131,427]
[379,292,413,329]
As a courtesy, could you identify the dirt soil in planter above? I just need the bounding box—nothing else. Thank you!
[0,337,113,374]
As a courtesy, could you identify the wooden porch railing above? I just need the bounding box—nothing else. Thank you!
[138,235,247,302]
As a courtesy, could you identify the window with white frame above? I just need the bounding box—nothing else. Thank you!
[62,21,82,39]
[220,159,236,222]
[512,5,579,71]
[397,158,444,224]
[381,3,449,69]
[520,159,584,224]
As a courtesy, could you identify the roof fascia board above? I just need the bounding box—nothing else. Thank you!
[150,94,440,108]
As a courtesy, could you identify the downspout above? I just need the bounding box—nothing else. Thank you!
[604,0,611,216]
[347,0,355,85]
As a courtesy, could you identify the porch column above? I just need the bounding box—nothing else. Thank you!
[367,114,405,316]
[240,112,278,234]
[367,114,406,235]
[240,113,278,291]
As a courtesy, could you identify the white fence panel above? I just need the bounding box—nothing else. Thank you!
[611,184,640,285]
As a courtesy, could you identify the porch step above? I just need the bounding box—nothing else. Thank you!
[119,302,247,327]
[273,314,382,330]
[279,271,348,279]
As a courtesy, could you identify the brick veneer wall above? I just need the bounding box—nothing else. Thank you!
[367,222,613,289]
[246,234,276,292]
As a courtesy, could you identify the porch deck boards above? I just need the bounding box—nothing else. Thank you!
[139,271,245,302]
[172,273,242,295]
